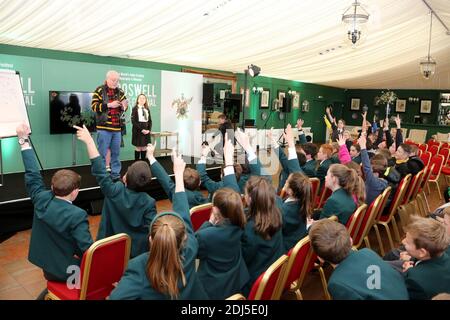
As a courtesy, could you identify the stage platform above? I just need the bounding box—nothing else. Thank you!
[0,156,222,240]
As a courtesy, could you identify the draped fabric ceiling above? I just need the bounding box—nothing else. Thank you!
[0,0,449,89]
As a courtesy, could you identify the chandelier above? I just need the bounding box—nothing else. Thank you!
[342,0,370,45]
[419,11,436,79]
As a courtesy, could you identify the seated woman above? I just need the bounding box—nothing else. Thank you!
[109,154,208,300]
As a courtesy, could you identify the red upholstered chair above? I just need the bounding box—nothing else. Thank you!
[418,144,428,154]
[420,151,432,167]
[309,178,320,205]
[315,186,332,209]
[247,255,288,300]
[441,142,449,149]
[428,145,439,157]
[278,236,330,300]
[402,169,425,204]
[345,204,368,241]
[427,140,440,150]
[374,175,411,256]
[428,155,445,199]
[46,233,131,300]
[189,203,213,231]
[438,147,449,165]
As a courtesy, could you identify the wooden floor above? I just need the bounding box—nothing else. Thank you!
[0,180,446,300]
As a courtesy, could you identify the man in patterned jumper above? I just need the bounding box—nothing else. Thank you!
[91,70,128,181]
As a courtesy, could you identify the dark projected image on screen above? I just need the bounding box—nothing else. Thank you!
[49,91,96,134]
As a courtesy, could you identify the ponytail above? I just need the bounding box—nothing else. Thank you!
[329,164,366,204]
[146,215,186,299]
[287,173,313,223]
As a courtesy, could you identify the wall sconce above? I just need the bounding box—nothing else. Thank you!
[288,89,297,96]
[408,97,419,103]
[252,86,264,94]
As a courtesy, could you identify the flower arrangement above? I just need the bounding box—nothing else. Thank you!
[375,90,397,106]
[171,93,193,119]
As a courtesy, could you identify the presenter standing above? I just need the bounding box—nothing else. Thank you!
[131,94,152,160]
[91,70,128,181]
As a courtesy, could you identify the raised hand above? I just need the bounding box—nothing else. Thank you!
[357,134,367,150]
[395,114,401,128]
[296,118,304,129]
[16,122,31,138]
[173,151,186,176]
[223,132,234,166]
[235,128,251,152]
[146,143,156,159]
[361,111,367,119]
[73,125,94,145]
[201,144,210,158]
[267,127,278,147]
[283,123,295,148]
[337,134,347,147]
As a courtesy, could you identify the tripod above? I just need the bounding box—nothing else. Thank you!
[277,111,289,148]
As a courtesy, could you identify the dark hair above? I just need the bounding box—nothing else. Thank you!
[126,161,152,192]
[221,164,243,182]
[183,168,200,191]
[51,170,81,196]
[351,144,361,153]
[301,143,318,158]
[287,173,312,223]
[213,188,246,228]
[371,154,388,176]
[297,152,307,166]
[218,113,227,120]
[245,176,282,240]
[399,143,413,155]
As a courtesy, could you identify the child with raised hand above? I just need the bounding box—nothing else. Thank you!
[195,135,249,299]
[74,124,155,258]
[358,133,389,206]
[109,152,208,300]
[269,124,304,193]
[316,144,333,186]
[18,123,93,291]
[146,143,208,208]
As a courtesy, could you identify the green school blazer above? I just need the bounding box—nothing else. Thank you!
[109,192,208,300]
[195,221,249,299]
[316,159,332,185]
[196,162,223,200]
[22,149,93,280]
[241,218,284,293]
[328,249,409,300]
[91,156,156,258]
[301,159,317,178]
[405,252,450,300]
[319,188,356,226]
[151,160,208,208]
[281,201,307,252]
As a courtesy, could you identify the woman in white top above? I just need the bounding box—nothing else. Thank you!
[131,94,152,160]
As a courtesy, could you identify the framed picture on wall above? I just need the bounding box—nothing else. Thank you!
[350,98,360,110]
[260,90,270,108]
[396,99,406,112]
[292,92,300,109]
[240,87,250,107]
[278,91,286,106]
[420,100,432,113]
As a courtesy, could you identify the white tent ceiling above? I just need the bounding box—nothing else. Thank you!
[0,0,449,89]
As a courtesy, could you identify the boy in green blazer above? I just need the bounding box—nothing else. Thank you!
[309,219,409,300]
[402,216,450,300]
[74,125,156,258]
[147,144,208,208]
[17,123,93,285]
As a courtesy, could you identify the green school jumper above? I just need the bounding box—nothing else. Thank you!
[23,149,93,281]
[92,156,156,258]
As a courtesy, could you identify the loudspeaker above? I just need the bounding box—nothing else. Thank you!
[281,95,292,113]
[224,95,242,123]
[203,83,214,106]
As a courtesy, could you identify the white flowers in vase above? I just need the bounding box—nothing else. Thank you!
[375,90,397,106]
